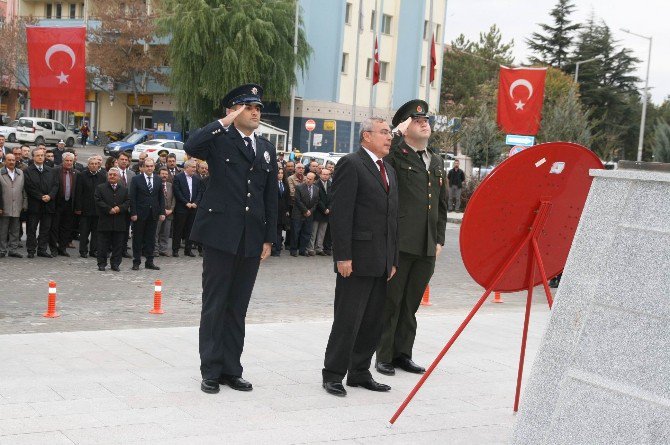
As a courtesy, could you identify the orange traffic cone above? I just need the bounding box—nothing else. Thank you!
[420,285,432,306]
[493,292,504,303]
[43,281,60,318]
[150,279,164,314]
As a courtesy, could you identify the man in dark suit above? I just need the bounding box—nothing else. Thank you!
[272,167,291,256]
[376,100,449,377]
[154,167,175,257]
[129,157,165,270]
[117,152,135,258]
[290,171,319,256]
[165,153,182,183]
[94,167,130,271]
[24,146,58,258]
[309,168,332,256]
[49,152,79,256]
[322,116,399,397]
[75,156,107,258]
[172,159,200,257]
[184,83,278,394]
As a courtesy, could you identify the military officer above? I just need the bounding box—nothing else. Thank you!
[375,99,448,376]
[184,84,278,395]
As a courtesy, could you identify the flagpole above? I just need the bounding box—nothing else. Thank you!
[368,0,379,116]
[425,0,434,110]
[287,0,299,153]
[349,0,363,153]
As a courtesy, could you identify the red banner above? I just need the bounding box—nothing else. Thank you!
[430,35,436,83]
[27,26,86,112]
[372,37,380,85]
[497,66,547,135]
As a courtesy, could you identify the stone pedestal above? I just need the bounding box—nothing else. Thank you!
[512,167,670,444]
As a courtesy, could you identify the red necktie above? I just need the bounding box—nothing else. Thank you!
[376,160,389,192]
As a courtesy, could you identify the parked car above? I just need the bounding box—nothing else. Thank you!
[16,117,76,146]
[298,152,345,167]
[0,120,19,142]
[104,130,181,157]
[132,139,186,164]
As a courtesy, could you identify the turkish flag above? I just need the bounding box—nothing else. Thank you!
[372,37,380,85]
[27,26,86,112]
[497,66,547,135]
[430,35,437,83]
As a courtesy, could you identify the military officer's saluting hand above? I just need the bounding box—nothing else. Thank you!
[184,83,279,395]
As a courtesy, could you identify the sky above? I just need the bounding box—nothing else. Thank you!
[443,0,669,105]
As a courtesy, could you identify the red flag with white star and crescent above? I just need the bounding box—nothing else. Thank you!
[27,26,86,112]
[372,37,380,85]
[496,66,547,135]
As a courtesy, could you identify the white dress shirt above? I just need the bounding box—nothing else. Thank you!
[185,174,193,201]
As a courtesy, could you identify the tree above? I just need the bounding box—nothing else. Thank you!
[651,119,670,162]
[572,17,641,159]
[160,0,311,127]
[441,25,514,118]
[460,104,504,169]
[88,0,167,113]
[0,18,33,89]
[526,0,580,69]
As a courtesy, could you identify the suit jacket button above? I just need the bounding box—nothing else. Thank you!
[428,205,432,210]
[247,193,251,197]
[429,194,432,198]
[208,209,212,212]
[245,206,249,211]
[428,182,432,187]
[248,179,251,184]
[250,167,253,171]
[226,159,230,162]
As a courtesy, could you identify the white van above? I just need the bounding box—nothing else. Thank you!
[299,152,346,167]
[16,117,76,146]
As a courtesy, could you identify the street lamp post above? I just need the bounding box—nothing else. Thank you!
[574,56,601,83]
[621,28,652,162]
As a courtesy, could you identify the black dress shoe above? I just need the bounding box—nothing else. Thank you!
[322,381,347,397]
[122,252,132,258]
[375,361,395,376]
[172,251,180,258]
[80,252,88,258]
[98,265,106,271]
[27,253,35,258]
[111,265,120,272]
[201,379,220,394]
[346,379,391,392]
[219,375,253,391]
[159,252,170,257]
[290,252,298,257]
[37,252,53,258]
[145,263,160,270]
[131,264,140,270]
[8,252,23,258]
[58,250,70,257]
[393,356,426,374]
[184,251,196,257]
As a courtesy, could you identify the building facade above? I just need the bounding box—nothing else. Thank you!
[278,0,447,153]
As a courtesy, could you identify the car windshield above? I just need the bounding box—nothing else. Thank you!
[123,132,146,143]
[142,140,162,146]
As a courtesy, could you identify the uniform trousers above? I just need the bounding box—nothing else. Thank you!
[199,237,261,380]
[0,217,20,254]
[376,252,435,363]
[26,212,52,254]
[79,215,98,256]
[50,203,75,252]
[322,273,387,384]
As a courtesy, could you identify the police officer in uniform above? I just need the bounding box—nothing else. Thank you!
[375,100,448,376]
[184,84,278,394]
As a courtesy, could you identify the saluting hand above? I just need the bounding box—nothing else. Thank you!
[219,105,246,128]
[395,116,412,136]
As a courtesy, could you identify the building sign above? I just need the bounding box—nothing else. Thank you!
[127,94,153,107]
[323,120,336,131]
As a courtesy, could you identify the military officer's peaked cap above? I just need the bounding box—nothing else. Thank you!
[392,99,429,127]
[221,83,264,109]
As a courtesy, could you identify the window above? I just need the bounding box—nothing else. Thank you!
[69,4,76,19]
[55,3,62,19]
[341,53,349,74]
[381,14,392,34]
[163,142,176,150]
[435,24,441,42]
[38,121,52,130]
[370,10,376,30]
[345,3,352,25]
[420,66,426,86]
[80,3,85,18]
[379,61,389,82]
[45,4,53,18]
[366,58,372,78]
[423,20,429,40]
[424,22,440,40]
[55,123,66,132]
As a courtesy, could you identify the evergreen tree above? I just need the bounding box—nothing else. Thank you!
[652,119,670,162]
[159,0,311,127]
[526,0,580,69]
[460,104,505,169]
[572,18,641,159]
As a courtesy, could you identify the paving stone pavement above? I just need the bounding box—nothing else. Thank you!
[0,224,550,335]
[0,309,550,444]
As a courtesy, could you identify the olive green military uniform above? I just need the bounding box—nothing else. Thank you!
[376,135,448,364]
